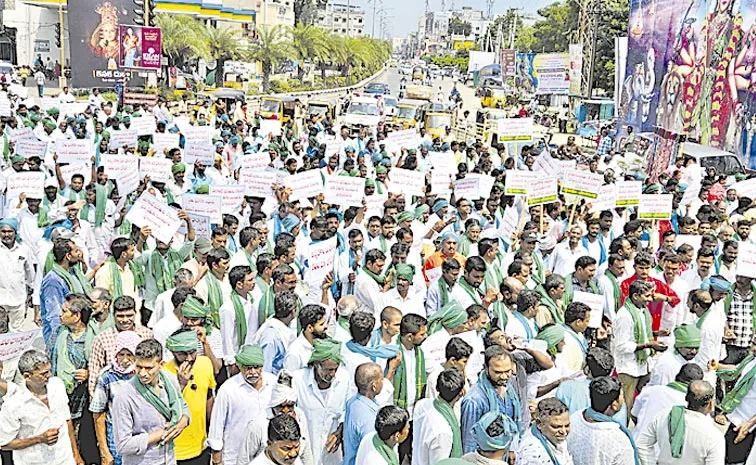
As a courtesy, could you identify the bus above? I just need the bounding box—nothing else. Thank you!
[479,63,503,86]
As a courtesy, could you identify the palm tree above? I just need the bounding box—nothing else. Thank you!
[289,25,328,82]
[155,14,207,68]
[201,25,248,88]
[246,25,291,93]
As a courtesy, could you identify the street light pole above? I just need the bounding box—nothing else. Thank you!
[372,0,376,37]
[347,0,351,37]
[59,2,65,87]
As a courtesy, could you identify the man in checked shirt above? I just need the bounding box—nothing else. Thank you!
[724,275,756,365]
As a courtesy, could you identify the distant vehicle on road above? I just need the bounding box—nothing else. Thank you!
[343,96,382,134]
[383,95,398,117]
[364,82,390,95]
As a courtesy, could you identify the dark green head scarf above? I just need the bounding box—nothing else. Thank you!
[427,301,466,334]
[309,338,343,365]
[674,324,701,349]
[181,295,210,319]
[235,344,265,367]
[165,330,198,353]
[395,263,415,285]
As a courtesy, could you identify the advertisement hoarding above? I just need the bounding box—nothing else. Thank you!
[118,25,162,69]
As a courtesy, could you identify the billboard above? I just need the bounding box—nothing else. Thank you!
[468,51,497,73]
[501,49,517,77]
[68,0,142,88]
[569,44,583,96]
[618,0,756,167]
[516,52,571,95]
[118,25,162,69]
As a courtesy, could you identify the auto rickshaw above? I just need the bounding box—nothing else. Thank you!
[392,99,429,130]
[260,95,298,122]
[412,65,425,81]
[479,86,510,109]
[424,112,453,139]
[307,98,338,120]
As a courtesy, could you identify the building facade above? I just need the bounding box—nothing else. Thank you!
[315,1,365,37]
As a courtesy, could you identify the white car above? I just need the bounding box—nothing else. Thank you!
[343,96,382,133]
[383,95,398,116]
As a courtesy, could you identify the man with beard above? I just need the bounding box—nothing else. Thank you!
[425,258,461,317]
[90,330,141,465]
[0,218,34,332]
[582,218,607,267]
[337,229,368,297]
[208,344,274,465]
[297,217,338,305]
[461,346,521,454]
[218,265,257,370]
[294,338,351,465]
[16,193,46,257]
[190,159,213,192]
[284,305,329,372]
[250,414,305,465]
[64,200,101,268]
[549,226,589,278]
[379,263,425,317]
[163,329,216,464]
[167,163,190,205]
[111,339,190,464]
[40,239,90,342]
[516,397,574,465]
[88,296,152,395]
[253,290,299,376]
[450,256,498,311]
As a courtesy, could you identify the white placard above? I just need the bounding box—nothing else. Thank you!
[431,170,453,196]
[324,138,342,157]
[131,116,157,136]
[527,177,559,206]
[40,96,58,111]
[0,99,10,117]
[497,117,533,142]
[730,177,756,200]
[211,185,246,214]
[638,194,673,220]
[498,206,519,244]
[386,129,419,152]
[59,163,92,186]
[429,151,457,175]
[675,235,702,253]
[573,291,605,328]
[139,157,173,183]
[477,174,495,199]
[109,129,138,149]
[259,119,282,137]
[590,183,617,213]
[240,152,271,171]
[505,171,538,196]
[183,193,223,223]
[388,168,425,196]
[736,242,756,279]
[8,84,28,100]
[106,154,139,179]
[152,133,180,155]
[365,193,388,218]
[7,172,44,199]
[59,102,88,118]
[183,141,215,166]
[9,127,34,143]
[306,236,338,287]
[172,116,192,134]
[125,192,182,244]
[680,177,702,208]
[15,138,48,158]
[239,169,276,198]
[57,139,92,164]
[324,176,366,207]
[183,125,213,142]
[615,181,642,207]
[284,170,324,200]
[0,329,42,361]
[177,213,212,238]
[454,176,479,199]
[561,169,604,200]
[118,169,141,196]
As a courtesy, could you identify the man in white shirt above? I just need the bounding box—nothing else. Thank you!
[687,289,723,383]
[284,304,329,372]
[680,250,715,292]
[249,414,306,465]
[0,219,34,331]
[649,324,702,387]
[637,380,725,465]
[355,405,409,465]
[208,344,274,465]
[354,249,391,316]
[450,256,498,311]
[505,289,541,343]
[517,397,574,465]
[379,264,425,317]
[631,363,703,438]
[218,265,258,368]
[614,280,668,413]
[549,226,589,277]
[0,350,84,465]
[412,368,466,465]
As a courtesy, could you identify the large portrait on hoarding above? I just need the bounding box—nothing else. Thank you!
[120,27,142,68]
[90,2,120,62]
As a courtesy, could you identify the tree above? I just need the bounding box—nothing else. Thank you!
[486,9,524,49]
[289,24,328,82]
[246,25,291,93]
[514,2,578,53]
[155,14,207,68]
[201,26,247,88]
[593,0,628,93]
[448,17,473,36]
[293,0,326,25]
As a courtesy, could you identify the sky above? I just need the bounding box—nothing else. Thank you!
[352,0,555,39]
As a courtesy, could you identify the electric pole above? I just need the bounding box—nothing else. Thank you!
[579,0,598,97]
[486,0,495,20]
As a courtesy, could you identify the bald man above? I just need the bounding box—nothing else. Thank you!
[344,363,384,465]
[334,296,360,342]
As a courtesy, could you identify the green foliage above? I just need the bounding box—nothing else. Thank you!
[421,53,469,71]
[448,17,473,36]
[486,9,524,48]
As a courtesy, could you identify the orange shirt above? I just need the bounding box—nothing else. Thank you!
[423,250,466,281]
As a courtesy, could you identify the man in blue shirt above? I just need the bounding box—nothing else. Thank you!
[460,345,521,453]
[343,362,384,465]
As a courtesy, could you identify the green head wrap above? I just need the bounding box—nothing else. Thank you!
[195,185,210,194]
[365,178,376,188]
[644,183,662,194]
[172,163,186,174]
[165,330,199,353]
[536,325,565,354]
[375,165,388,174]
[11,155,25,164]
[396,211,414,224]
[47,108,60,116]
[309,338,343,365]
[414,204,430,219]
[427,301,467,334]
[43,119,56,130]
[122,115,131,123]
[674,324,701,349]
[30,113,41,123]
[407,148,417,155]
[123,105,133,113]
[101,131,111,140]
[235,344,265,367]
[395,263,415,285]
[138,140,150,151]
[198,119,208,126]
[181,295,210,319]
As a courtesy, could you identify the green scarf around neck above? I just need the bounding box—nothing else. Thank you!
[433,398,463,458]
[721,357,756,414]
[230,291,249,350]
[362,265,384,286]
[205,272,223,328]
[393,344,426,409]
[372,434,399,465]
[623,298,654,365]
[151,248,183,293]
[667,405,686,458]
[80,184,107,227]
[133,372,183,449]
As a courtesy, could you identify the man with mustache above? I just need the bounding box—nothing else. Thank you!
[208,345,274,465]
[250,414,306,465]
[516,397,574,465]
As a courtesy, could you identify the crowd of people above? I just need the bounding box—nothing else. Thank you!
[0,76,754,465]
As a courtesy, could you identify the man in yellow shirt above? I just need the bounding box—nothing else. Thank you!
[164,330,216,464]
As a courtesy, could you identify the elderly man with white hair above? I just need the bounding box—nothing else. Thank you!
[334,296,359,342]
[236,371,315,465]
